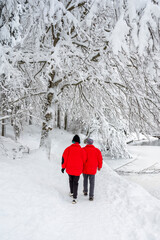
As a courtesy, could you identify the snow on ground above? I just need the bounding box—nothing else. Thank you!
[107,145,160,173]
[124,172,160,201]
[1,127,160,240]
[107,145,160,200]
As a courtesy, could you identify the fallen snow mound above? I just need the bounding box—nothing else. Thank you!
[0,136,29,160]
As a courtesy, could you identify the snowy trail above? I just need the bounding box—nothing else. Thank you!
[1,151,160,240]
[1,131,160,240]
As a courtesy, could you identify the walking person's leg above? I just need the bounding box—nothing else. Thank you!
[69,175,74,195]
[89,175,95,200]
[73,176,80,199]
[83,174,89,195]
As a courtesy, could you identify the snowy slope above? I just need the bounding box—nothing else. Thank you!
[1,128,160,240]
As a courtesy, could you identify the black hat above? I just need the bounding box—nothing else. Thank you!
[72,135,80,143]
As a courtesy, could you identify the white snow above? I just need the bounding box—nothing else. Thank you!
[1,127,160,240]
[107,144,160,200]
[109,14,130,55]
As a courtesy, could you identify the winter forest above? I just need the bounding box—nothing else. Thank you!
[1,0,160,156]
[1,1,160,240]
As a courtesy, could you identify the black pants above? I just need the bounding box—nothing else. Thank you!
[69,175,80,199]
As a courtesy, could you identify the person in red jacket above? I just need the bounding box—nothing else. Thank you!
[61,135,86,204]
[83,138,103,201]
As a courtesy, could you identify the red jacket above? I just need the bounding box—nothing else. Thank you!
[83,145,103,175]
[62,143,86,176]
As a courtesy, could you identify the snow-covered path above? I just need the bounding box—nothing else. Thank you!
[1,153,160,240]
[1,130,160,240]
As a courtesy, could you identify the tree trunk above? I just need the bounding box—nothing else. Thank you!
[1,119,6,136]
[64,112,68,130]
[40,70,55,149]
[13,106,21,141]
[1,91,6,137]
[57,105,61,129]
[29,115,32,125]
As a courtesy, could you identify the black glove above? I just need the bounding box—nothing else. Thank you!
[61,168,65,173]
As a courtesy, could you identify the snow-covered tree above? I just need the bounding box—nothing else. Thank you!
[0,0,160,158]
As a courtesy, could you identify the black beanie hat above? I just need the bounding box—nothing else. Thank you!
[72,135,80,143]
